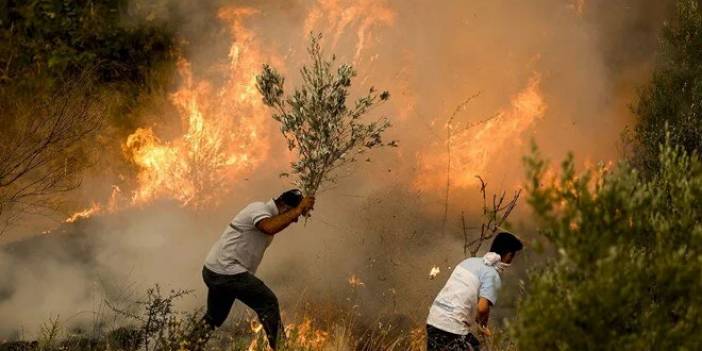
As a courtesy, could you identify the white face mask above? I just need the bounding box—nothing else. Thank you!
[483,252,510,274]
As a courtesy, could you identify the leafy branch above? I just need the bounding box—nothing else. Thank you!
[256,33,397,197]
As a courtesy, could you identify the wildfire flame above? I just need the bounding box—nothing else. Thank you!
[304,0,395,62]
[64,186,122,224]
[415,72,547,191]
[247,319,265,351]
[246,317,329,351]
[64,1,398,224]
[66,6,276,222]
[65,203,101,223]
[429,266,441,279]
[123,8,272,208]
[285,318,329,349]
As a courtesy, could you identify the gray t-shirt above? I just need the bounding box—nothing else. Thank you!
[204,199,279,275]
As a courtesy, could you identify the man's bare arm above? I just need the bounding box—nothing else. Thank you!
[256,196,314,235]
[476,297,492,335]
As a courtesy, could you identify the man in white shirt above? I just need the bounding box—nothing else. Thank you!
[197,189,314,350]
[426,232,523,351]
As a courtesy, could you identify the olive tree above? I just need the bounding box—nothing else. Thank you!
[256,34,396,197]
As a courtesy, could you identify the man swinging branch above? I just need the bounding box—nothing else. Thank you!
[198,189,314,349]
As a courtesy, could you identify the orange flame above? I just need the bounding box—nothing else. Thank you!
[65,203,101,223]
[65,6,275,222]
[64,1,397,223]
[304,0,395,62]
[285,318,329,349]
[415,73,547,191]
[246,317,329,350]
[64,186,122,224]
[122,7,272,208]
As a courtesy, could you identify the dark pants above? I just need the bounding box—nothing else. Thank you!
[201,267,283,349]
[426,325,480,351]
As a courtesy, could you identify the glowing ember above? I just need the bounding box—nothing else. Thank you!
[415,72,547,191]
[348,274,365,288]
[429,266,441,279]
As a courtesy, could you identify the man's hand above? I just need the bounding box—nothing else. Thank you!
[256,196,316,235]
[476,297,492,330]
[298,196,315,214]
[478,325,492,337]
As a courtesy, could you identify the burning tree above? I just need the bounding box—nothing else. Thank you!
[256,34,396,197]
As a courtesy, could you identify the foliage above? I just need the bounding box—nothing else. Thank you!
[0,0,179,232]
[106,285,197,351]
[630,0,702,176]
[37,317,60,351]
[511,143,702,350]
[256,34,396,196]
[0,74,104,233]
[0,0,175,89]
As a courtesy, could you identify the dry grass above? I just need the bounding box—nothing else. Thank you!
[0,285,516,351]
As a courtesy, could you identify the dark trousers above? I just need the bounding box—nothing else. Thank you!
[426,324,480,351]
[201,267,283,349]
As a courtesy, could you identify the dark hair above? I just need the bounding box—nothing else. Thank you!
[276,189,303,207]
[489,232,524,256]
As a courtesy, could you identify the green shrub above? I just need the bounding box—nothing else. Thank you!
[630,0,702,177]
[0,0,175,88]
[512,144,702,350]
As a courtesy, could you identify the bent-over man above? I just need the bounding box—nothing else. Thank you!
[426,232,523,351]
[199,189,314,349]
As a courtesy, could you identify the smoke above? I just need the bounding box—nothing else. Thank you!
[0,0,674,339]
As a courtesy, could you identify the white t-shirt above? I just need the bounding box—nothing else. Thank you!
[204,199,279,275]
[426,256,502,335]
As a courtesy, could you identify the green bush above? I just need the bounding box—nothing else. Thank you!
[511,144,702,350]
[0,0,175,89]
[630,0,702,176]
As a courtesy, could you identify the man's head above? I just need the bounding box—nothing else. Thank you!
[274,189,303,213]
[489,232,523,264]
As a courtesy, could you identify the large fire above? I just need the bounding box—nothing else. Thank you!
[124,8,272,208]
[64,0,545,228]
[415,73,547,192]
[66,7,275,222]
[64,1,398,223]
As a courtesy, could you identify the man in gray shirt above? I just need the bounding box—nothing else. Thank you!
[197,189,314,349]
